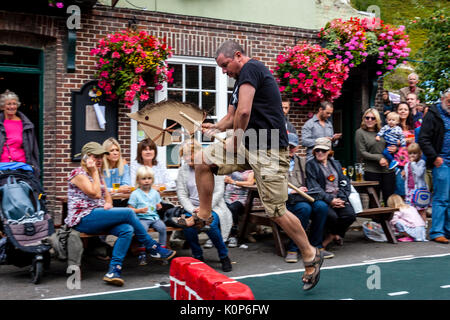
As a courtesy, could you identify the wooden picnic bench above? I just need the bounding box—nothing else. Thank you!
[56,192,182,250]
[238,180,399,256]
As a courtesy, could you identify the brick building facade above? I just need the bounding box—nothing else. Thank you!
[0,3,381,223]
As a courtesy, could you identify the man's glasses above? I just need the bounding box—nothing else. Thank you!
[315,149,328,153]
[365,116,376,121]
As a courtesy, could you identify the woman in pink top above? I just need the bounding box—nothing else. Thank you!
[0,90,40,176]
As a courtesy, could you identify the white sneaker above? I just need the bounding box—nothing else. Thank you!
[204,239,213,248]
[227,237,238,248]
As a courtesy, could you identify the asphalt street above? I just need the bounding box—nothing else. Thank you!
[0,220,449,300]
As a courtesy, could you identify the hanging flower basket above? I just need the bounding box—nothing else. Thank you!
[318,17,410,76]
[274,42,349,105]
[90,29,173,108]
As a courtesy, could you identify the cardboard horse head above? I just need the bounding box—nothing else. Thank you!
[126,100,206,146]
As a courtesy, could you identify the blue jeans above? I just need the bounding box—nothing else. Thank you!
[182,211,228,260]
[140,219,167,246]
[382,143,396,163]
[286,200,329,251]
[74,207,159,267]
[430,163,450,239]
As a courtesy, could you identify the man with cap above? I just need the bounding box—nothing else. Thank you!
[66,142,176,286]
[285,133,332,263]
[305,137,355,250]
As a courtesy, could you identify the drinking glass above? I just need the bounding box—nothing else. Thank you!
[347,166,354,180]
[112,177,120,192]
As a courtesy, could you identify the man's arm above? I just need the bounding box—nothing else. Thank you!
[215,105,236,132]
[301,120,315,148]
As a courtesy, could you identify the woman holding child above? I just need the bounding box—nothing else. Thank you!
[355,108,396,205]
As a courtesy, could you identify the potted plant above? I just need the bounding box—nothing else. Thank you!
[90,29,173,108]
[274,42,349,105]
[319,17,410,76]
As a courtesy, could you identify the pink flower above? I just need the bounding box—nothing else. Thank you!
[56,2,64,8]
[135,66,144,74]
[376,60,383,64]
[112,51,120,59]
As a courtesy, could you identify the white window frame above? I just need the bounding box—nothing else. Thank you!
[130,56,229,175]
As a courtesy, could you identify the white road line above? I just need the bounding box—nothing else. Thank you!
[363,255,415,263]
[440,285,450,289]
[44,283,170,300]
[233,252,450,281]
[45,252,450,300]
[388,291,409,296]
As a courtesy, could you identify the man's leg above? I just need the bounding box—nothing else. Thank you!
[272,210,316,264]
[430,163,449,240]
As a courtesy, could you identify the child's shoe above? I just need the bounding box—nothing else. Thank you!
[148,244,176,260]
[103,265,125,286]
[389,160,398,170]
[138,252,148,266]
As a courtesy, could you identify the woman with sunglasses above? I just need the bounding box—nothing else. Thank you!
[305,137,355,250]
[355,108,396,205]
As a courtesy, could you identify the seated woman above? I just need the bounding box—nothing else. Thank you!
[66,142,175,287]
[0,90,40,177]
[306,137,356,251]
[176,139,233,272]
[102,137,132,207]
[130,138,175,190]
[224,170,254,247]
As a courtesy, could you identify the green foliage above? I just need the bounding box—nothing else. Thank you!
[408,7,450,102]
[351,0,449,99]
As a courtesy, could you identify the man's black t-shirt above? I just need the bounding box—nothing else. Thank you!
[230,59,289,150]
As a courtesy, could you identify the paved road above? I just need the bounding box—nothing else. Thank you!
[0,225,449,300]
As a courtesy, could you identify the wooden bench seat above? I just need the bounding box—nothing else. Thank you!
[77,226,182,249]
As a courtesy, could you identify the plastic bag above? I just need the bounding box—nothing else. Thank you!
[362,221,387,242]
[348,185,363,214]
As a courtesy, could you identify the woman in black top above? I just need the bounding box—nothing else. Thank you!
[306,137,355,249]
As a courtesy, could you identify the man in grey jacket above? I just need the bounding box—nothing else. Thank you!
[301,101,341,161]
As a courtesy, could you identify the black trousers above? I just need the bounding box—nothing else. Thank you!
[326,203,356,238]
[226,201,245,236]
[364,171,396,205]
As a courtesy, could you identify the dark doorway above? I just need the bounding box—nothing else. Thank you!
[0,72,41,140]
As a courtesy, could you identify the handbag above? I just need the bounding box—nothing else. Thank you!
[0,176,40,222]
[411,187,431,208]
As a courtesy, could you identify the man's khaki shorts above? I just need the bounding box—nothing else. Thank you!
[203,142,289,218]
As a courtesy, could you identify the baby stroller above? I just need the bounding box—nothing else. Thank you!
[0,162,54,284]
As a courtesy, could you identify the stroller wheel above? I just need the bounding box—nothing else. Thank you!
[30,255,44,284]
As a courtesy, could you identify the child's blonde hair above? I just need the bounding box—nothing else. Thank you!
[135,166,154,188]
[386,111,400,123]
[407,143,422,157]
[387,194,408,209]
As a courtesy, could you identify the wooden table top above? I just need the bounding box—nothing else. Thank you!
[351,180,379,187]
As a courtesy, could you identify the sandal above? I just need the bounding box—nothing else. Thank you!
[302,248,324,291]
[177,212,213,232]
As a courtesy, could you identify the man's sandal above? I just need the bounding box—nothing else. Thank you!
[177,212,213,232]
[302,248,324,291]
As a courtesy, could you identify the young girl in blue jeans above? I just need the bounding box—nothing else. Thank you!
[128,166,167,265]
